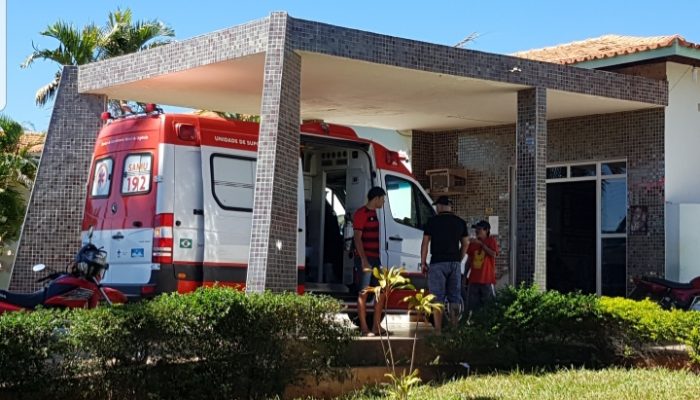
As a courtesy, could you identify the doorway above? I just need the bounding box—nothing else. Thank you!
[545,161,628,296]
[546,181,596,294]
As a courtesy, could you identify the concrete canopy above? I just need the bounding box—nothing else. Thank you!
[78,14,667,132]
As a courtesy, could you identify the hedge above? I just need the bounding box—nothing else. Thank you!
[0,287,354,399]
[433,285,700,369]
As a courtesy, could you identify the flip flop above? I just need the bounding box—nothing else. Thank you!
[361,331,376,337]
[374,328,393,336]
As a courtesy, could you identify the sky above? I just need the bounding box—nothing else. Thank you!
[2,0,700,132]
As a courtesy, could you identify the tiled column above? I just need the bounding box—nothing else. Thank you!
[246,13,301,293]
[515,88,547,288]
[10,66,106,291]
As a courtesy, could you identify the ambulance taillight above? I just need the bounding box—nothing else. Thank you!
[153,213,174,264]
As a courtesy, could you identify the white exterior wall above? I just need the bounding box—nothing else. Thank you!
[665,61,700,281]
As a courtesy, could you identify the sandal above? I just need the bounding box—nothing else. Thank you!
[374,328,393,336]
[361,331,376,337]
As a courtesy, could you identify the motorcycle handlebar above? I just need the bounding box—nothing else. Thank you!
[35,272,61,283]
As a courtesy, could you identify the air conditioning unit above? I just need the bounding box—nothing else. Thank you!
[426,168,468,195]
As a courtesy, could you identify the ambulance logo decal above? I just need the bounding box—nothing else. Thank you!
[131,248,144,258]
[179,238,193,249]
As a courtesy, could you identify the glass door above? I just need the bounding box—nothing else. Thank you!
[545,160,627,296]
[599,162,627,296]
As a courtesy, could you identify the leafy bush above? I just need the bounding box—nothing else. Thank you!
[0,287,353,399]
[600,297,686,342]
[434,285,700,369]
[0,309,75,392]
[686,327,700,367]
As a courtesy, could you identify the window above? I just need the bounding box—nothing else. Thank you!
[601,162,626,176]
[121,154,152,195]
[385,175,435,229]
[325,188,346,233]
[211,154,256,211]
[570,164,596,177]
[91,158,113,198]
[546,166,567,179]
[601,178,627,234]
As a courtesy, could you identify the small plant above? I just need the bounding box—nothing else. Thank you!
[368,266,414,376]
[368,267,443,399]
[404,289,443,372]
[383,369,422,400]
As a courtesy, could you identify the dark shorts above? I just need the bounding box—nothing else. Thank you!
[354,256,381,291]
[466,283,495,313]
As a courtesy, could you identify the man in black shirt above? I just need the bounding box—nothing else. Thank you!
[421,196,469,334]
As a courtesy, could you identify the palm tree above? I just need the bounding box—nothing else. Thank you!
[99,8,175,58]
[21,22,102,106]
[21,8,175,107]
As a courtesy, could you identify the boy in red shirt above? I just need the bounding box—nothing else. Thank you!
[353,187,387,336]
[465,220,499,314]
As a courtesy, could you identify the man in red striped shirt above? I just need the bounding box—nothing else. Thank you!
[353,186,387,336]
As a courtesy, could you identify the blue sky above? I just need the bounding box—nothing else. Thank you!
[3,0,700,132]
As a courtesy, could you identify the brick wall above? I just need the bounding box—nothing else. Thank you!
[603,61,667,81]
[246,13,301,293]
[10,67,105,291]
[413,108,665,289]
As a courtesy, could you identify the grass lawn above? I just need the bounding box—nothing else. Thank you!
[342,368,700,400]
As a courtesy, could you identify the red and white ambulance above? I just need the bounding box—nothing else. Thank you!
[82,108,435,311]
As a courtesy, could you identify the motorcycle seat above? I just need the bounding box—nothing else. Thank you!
[0,289,46,309]
[645,276,694,290]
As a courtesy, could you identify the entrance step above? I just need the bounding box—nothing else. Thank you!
[305,282,351,294]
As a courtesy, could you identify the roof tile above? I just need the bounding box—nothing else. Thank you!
[513,34,700,65]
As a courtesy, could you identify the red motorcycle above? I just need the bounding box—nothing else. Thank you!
[630,275,700,310]
[0,228,127,315]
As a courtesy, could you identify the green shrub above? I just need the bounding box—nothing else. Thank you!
[686,327,700,367]
[0,287,353,399]
[434,286,610,367]
[0,308,79,399]
[435,286,700,369]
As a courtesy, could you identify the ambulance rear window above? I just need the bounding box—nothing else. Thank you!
[91,157,113,198]
[211,154,256,211]
[121,153,152,195]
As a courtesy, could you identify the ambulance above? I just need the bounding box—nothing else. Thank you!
[82,107,436,313]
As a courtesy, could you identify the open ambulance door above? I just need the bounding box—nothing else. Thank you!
[381,171,434,290]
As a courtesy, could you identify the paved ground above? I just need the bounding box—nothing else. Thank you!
[337,313,436,339]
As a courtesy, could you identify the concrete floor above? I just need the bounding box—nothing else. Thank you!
[337,313,436,339]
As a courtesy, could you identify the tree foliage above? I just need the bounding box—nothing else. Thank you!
[0,115,38,245]
[21,8,175,106]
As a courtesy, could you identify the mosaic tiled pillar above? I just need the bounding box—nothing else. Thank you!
[515,88,547,288]
[246,13,301,293]
[11,66,106,292]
